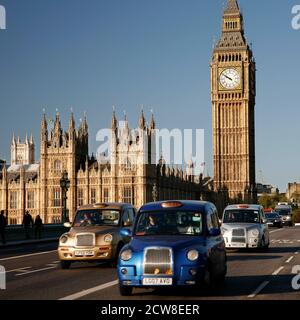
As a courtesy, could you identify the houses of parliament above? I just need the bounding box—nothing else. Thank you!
[0,0,257,224]
[0,110,208,224]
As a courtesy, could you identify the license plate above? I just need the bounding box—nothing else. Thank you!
[142,278,173,286]
[74,250,94,257]
[231,243,246,248]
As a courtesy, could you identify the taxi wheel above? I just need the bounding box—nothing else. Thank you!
[203,266,217,291]
[60,261,71,270]
[119,283,133,296]
[110,243,124,268]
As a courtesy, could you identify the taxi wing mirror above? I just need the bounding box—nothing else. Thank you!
[64,222,72,228]
[120,228,132,238]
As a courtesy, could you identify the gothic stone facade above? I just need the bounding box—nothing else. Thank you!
[211,0,257,204]
[0,111,208,225]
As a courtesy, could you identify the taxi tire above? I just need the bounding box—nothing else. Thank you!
[110,243,124,268]
[119,283,133,296]
[60,261,71,270]
[260,238,269,252]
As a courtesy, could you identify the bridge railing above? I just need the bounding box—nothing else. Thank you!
[3,224,69,243]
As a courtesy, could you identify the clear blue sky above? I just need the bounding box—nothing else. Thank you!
[0,0,299,192]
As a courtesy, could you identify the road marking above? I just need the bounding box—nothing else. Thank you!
[285,256,294,263]
[15,266,56,277]
[272,266,284,276]
[59,280,119,300]
[6,267,31,274]
[0,250,57,262]
[248,281,270,298]
[270,229,285,234]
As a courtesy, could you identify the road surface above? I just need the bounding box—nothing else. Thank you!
[0,226,299,300]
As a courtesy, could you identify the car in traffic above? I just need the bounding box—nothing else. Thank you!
[58,202,136,269]
[117,200,227,296]
[265,212,283,228]
[221,204,270,250]
[274,204,294,227]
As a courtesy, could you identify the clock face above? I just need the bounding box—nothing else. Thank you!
[220,68,241,90]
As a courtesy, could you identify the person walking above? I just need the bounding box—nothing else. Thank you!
[0,210,7,245]
[22,211,33,239]
[34,215,43,239]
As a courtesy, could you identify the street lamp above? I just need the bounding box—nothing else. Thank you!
[152,183,158,202]
[60,170,70,223]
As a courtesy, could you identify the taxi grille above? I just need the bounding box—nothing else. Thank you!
[232,237,246,243]
[232,229,245,237]
[144,248,173,275]
[76,234,94,247]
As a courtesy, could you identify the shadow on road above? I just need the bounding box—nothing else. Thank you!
[129,274,298,299]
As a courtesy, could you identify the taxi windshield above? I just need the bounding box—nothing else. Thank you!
[223,209,260,224]
[275,209,291,216]
[73,209,120,227]
[265,213,278,219]
[135,211,203,236]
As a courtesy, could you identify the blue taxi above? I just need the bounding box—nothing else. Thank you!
[117,200,227,296]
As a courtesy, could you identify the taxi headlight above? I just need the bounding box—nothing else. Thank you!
[60,235,69,244]
[187,250,199,261]
[121,249,132,261]
[104,234,113,243]
[250,229,259,237]
[286,216,291,221]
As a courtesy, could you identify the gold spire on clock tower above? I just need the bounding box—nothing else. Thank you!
[211,0,257,205]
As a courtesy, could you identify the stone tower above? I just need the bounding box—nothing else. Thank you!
[211,0,257,203]
[39,111,88,223]
[11,133,35,166]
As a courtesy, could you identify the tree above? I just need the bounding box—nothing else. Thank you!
[258,194,272,209]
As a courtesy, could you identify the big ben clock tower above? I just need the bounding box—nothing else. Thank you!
[211,0,257,203]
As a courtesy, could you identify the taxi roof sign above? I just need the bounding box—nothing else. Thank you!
[161,201,183,208]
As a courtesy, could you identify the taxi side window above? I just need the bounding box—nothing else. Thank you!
[207,213,214,231]
[211,210,219,228]
[127,208,135,224]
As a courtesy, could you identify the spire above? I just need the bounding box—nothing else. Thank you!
[41,110,48,143]
[215,0,246,49]
[17,135,20,144]
[80,111,88,134]
[25,132,29,145]
[139,108,146,130]
[224,0,240,14]
[12,133,16,146]
[149,110,155,130]
[69,109,75,131]
[111,106,117,131]
[41,109,47,130]
[54,109,62,136]
[30,133,34,144]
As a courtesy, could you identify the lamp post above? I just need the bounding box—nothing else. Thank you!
[60,170,70,223]
[152,183,158,202]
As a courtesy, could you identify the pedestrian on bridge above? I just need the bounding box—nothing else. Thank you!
[22,211,33,240]
[34,215,43,239]
[0,210,7,245]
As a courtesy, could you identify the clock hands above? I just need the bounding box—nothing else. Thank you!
[224,74,233,81]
